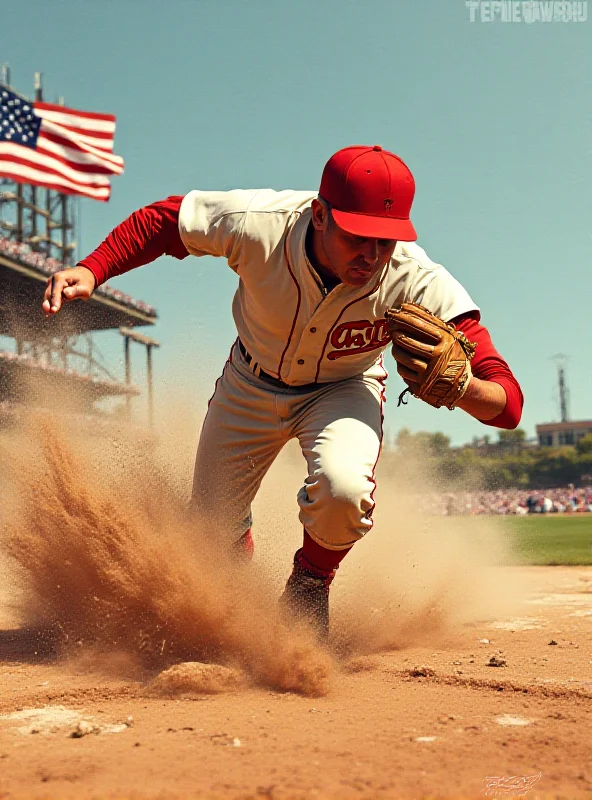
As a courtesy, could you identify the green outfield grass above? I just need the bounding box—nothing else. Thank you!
[500,514,592,566]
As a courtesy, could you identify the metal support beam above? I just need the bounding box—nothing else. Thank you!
[0,195,52,219]
[31,186,38,248]
[119,328,160,427]
[119,327,160,348]
[16,184,23,241]
[146,345,154,427]
[46,189,51,250]
[124,334,131,419]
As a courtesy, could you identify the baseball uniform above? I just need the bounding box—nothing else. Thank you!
[71,145,523,636]
[178,188,478,549]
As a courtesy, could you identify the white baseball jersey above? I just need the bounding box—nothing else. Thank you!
[178,189,478,386]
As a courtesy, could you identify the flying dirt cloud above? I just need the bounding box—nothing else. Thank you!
[0,414,522,698]
[251,438,522,656]
[0,419,332,697]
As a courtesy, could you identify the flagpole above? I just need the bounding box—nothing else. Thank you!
[31,73,42,255]
[56,91,72,266]
[61,193,69,266]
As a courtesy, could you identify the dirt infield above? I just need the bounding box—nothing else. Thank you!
[0,429,591,799]
[1,565,591,800]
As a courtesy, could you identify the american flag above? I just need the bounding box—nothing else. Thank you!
[0,85,124,202]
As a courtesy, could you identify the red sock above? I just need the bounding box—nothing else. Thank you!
[301,529,352,573]
[232,529,254,561]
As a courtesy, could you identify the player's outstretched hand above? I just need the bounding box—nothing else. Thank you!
[42,266,97,317]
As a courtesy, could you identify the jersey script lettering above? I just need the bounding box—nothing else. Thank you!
[327,319,391,360]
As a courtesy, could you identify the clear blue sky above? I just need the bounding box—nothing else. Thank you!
[2,0,591,444]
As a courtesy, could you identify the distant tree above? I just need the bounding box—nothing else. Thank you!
[498,428,526,446]
[430,431,451,456]
[576,434,592,455]
[395,427,413,450]
[395,428,451,456]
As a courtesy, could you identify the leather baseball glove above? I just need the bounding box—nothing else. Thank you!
[384,303,477,410]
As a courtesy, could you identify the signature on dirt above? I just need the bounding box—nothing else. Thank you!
[483,772,542,797]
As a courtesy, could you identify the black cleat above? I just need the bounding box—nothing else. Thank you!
[280,549,336,641]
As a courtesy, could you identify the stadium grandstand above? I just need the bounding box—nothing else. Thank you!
[0,72,158,431]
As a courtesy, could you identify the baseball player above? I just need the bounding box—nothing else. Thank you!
[42,145,523,640]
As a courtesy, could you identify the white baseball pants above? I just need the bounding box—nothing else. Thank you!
[190,341,385,550]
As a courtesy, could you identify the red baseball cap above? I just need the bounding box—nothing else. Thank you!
[319,145,417,241]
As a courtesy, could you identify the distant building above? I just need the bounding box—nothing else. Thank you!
[536,420,592,448]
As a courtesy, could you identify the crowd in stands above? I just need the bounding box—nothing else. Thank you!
[0,235,157,318]
[425,485,592,516]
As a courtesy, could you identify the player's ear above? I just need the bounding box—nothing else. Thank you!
[311,197,330,231]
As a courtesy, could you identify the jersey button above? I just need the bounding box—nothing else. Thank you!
[310,327,317,333]
[297,359,304,365]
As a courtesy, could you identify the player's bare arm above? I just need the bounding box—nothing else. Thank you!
[455,377,507,421]
[42,266,97,317]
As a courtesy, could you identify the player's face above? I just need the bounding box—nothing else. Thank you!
[310,198,397,287]
[323,223,397,286]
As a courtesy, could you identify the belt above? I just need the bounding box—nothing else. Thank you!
[237,340,321,392]
[238,340,287,387]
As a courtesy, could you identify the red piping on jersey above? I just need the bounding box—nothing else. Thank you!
[366,354,388,530]
[313,274,387,382]
[277,226,302,379]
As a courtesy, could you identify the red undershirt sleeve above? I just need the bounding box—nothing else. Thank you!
[78,196,188,287]
[452,312,524,430]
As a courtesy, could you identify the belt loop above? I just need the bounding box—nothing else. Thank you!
[240,339,262,378]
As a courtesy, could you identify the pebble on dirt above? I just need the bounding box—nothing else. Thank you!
[70,721,99,738]
[150,662,244,695]
[487,655,508,667]
[409,666,437,678]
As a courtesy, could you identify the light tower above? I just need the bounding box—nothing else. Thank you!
[551,354,570,423]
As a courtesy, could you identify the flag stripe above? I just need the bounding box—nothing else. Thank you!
[34,107,116,134]
[35,142,120,177]
[39,128,124,170]
[46,121,114,142]
[0,163,110,200]
[38,135,124,174]
[34,101,116,124]
[41,118,115,152]
[0,146,112,186]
